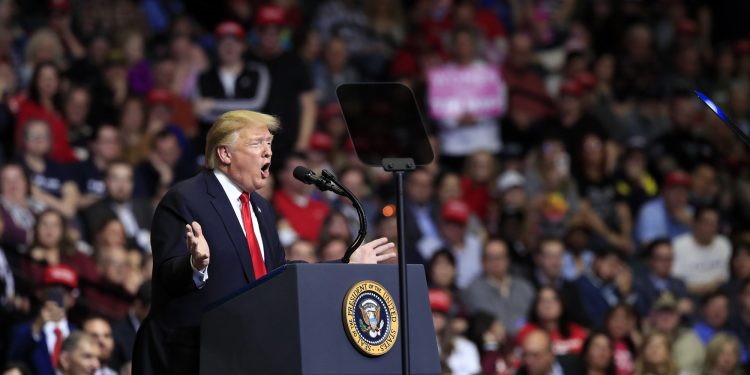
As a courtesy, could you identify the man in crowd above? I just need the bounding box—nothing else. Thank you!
[672,206,732,297]
[636,171,693,245]
[462,238,535,335]
[634,239,690,316]
[81,161,153,251]
[58,331,100,375]
[81,316,117,375]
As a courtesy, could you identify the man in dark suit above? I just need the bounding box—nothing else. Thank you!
[7,265,79,375]
[80,161,153,251]
[111,281,151,370]
[516,330,580,375]
[132,110,394,375]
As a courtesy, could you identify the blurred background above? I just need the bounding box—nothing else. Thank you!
[1,0,750,374]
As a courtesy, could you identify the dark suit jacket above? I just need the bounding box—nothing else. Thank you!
[633,272,688,316]
[111,313,139,370]
[80,196,154,245]
[402,199,439,265]
[7,320,75,375]
[132,170,285,375]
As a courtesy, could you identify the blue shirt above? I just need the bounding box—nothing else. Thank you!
[635,197,691,246]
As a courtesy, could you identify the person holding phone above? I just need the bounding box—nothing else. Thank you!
[7,265,79,375]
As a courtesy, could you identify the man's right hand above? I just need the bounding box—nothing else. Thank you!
[187,221,210,271]
[32,301,65,336]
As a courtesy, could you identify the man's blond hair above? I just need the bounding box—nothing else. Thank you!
[204,110,280,169]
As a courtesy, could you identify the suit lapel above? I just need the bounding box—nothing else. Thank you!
[204,171,254,282]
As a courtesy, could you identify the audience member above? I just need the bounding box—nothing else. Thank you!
[0,163,38,252]
[636,170,693,246]
[516,329,580,375]
[645,292,704,375]
[111,280,150,371]
[672,206,732,297]
[634,239,691,316]
[439,199,483,288]
[81,316,116,375]
[57,331,100,375]
[463,238,535,336]
[515,286,588,356]
[7,265,79,375]
[81,162,153,252]
[702,333,744,375]
[16,119,80,219]
[430,288,481,375]
[580,331,616,375]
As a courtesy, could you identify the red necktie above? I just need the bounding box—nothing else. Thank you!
[240,192,267,278]
[51,327,63,368]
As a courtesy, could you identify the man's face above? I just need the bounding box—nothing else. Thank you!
[522,333,554,375]
[218,37,245,64]
[24,121,51,156]
[223,127,273,193]
[61,339,100,375]
[703,296,729,328]
[106,164,133,202]
[693,210,719,244]
[594,254,620,282]
[483,240,509,280]
[536,241,564,279]
[83,319,114,361]
[65,89,90,125]
[649,243,673,278]
[650,309,680,334]
[93,126,122,162]
[405,170,433,205]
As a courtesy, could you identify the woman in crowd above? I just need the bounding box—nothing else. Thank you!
[430,288,481,375]
[467,311,514,375]
[635,332,680,375]
[581,331,616,375]
[0,163,38,252]
[702,333,744,375]
[19,209,97,290]
[15,119,79,219]
[605,303,640,375]
[15,61,76,163]
[515,286,589,356]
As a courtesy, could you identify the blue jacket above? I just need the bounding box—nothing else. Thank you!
[7,320,75,375]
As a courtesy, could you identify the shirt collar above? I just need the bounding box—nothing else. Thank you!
[213,169,245,202]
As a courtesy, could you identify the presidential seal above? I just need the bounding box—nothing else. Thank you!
[342,280,399,356]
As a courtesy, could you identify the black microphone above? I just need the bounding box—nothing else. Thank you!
[292,166,346,196]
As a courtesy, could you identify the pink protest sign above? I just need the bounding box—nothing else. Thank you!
[427,62,505,121]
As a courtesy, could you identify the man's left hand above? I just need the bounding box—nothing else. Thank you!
[348,237,396,264]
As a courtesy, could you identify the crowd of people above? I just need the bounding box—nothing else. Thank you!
[0,0,749,374]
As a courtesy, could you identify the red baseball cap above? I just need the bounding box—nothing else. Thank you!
[50,0,70,12]
[215,21,246,40]
[664,170,691,188]
[428,289,452,314]
[559,80,584,98]
[255,5,286,27]
[147,89,173,107]
[441,199,470,225]
[43,265,78,289]
[309,132,333,152]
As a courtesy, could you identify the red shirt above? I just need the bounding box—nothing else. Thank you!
[273,190,330,243]
[515,322,588,355]
[461,176,491,222]
[16,100,78,163]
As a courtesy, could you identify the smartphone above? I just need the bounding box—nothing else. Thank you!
[45,287,65,308]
